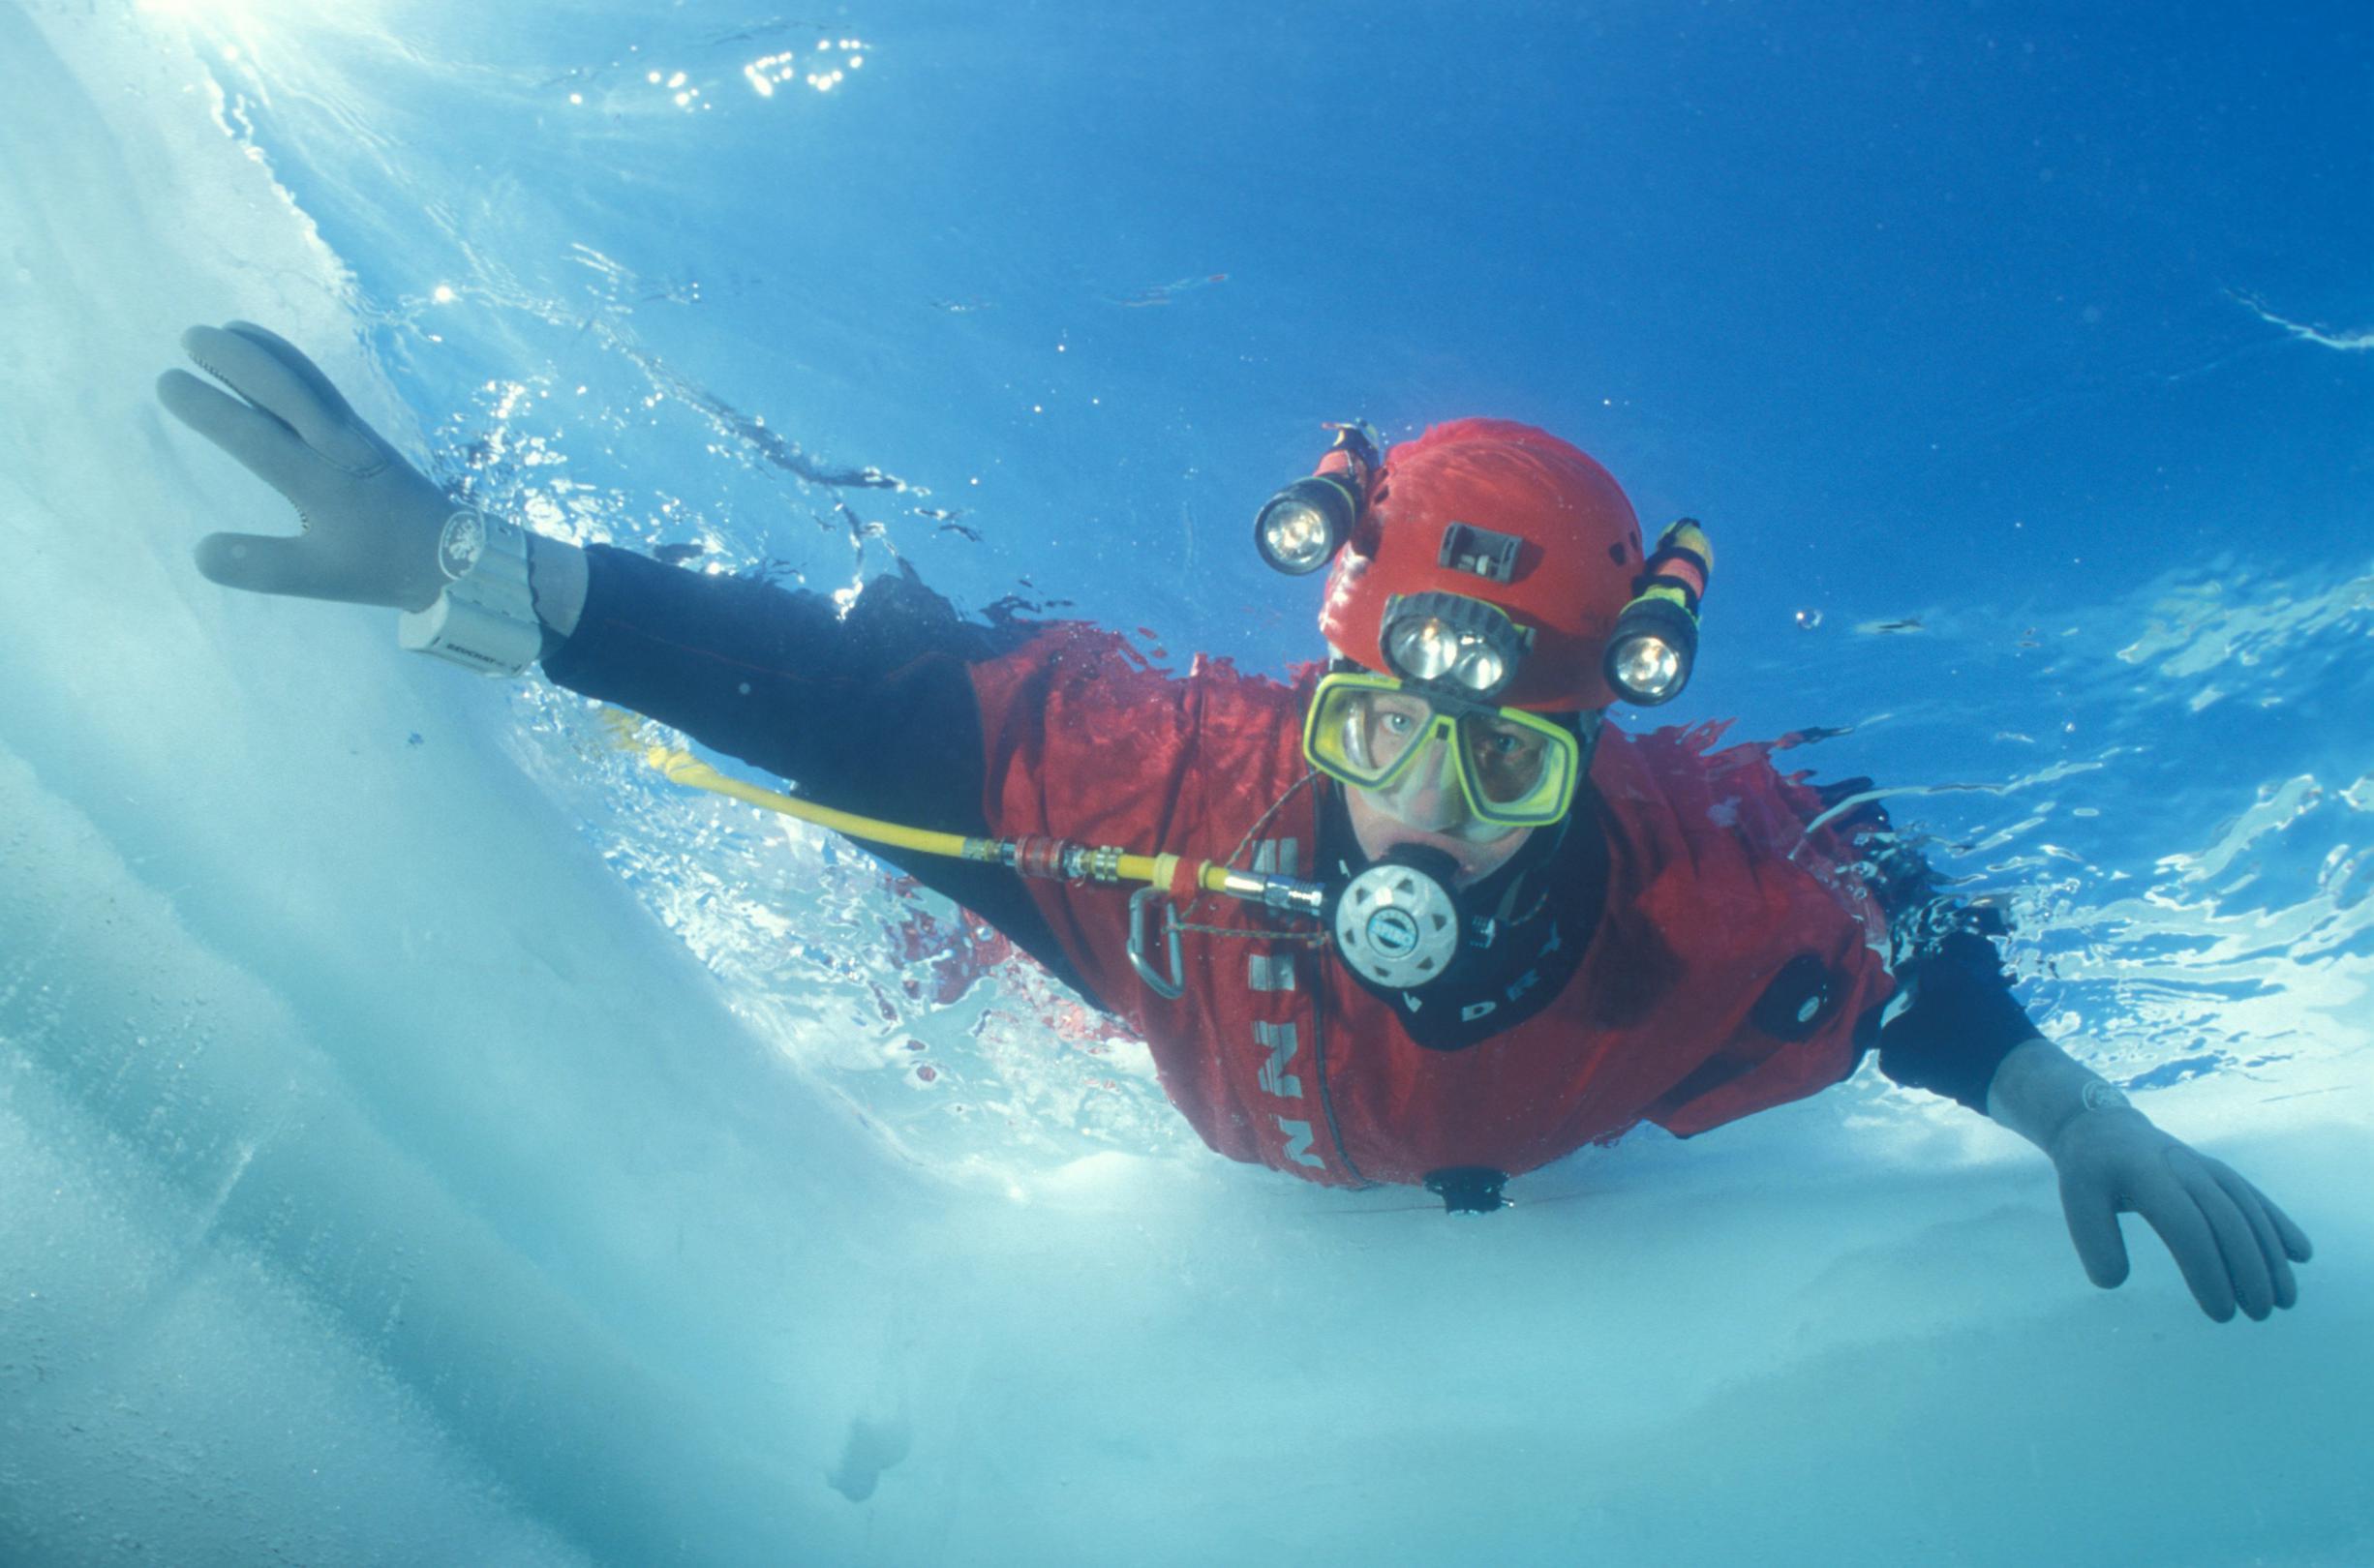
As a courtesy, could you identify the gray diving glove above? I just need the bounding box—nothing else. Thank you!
[158,321,458,613]
[1990,1039,2315,1322]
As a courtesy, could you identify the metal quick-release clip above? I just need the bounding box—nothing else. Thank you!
[1127,888,1186,1000]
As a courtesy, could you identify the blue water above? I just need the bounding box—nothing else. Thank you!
[2,2,2369,1564]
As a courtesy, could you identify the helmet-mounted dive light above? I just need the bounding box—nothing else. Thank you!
[1378,590,1535,705]
[1254,421,1383,574]
[1602,518,1713,707]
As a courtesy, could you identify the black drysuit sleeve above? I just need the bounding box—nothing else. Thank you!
[1806,776,2045,1110]
[1874,931,2044,1110]
[538,543,1101,1005]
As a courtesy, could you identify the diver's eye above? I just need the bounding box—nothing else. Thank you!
[1475,728,1537,760]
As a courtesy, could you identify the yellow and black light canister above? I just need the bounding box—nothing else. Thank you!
[1602,518,1713,706]
[1253,421,1383,574]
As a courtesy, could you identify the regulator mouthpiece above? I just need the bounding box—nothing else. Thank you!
[1331,845,1463,990]
[1602,518,1712,707]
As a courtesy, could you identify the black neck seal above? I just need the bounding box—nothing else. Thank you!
[1319,782,1605,1052]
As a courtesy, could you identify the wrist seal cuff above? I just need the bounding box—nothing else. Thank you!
[399,511,541,677]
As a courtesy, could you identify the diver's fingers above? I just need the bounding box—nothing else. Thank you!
[194,529,332,598]
[223,321,369,430]
[2176,1160,2276,1320]
[181,324,381,471]
[2059,1170,2132,1290]
[2263,1187,2315,1263]
[158,368,311,491]
[2205,1161,2302,1311]
[2127,1159,2237,1322]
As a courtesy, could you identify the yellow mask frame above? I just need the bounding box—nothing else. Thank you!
[1301,671,1587,829]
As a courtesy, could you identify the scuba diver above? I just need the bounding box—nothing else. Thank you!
[156,320,2315,1321]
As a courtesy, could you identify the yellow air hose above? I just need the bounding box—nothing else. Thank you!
[596,707,1297,906]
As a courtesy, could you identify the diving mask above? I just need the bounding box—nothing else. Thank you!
[1301,671,1594,830]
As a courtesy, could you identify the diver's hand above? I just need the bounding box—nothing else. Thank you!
[2045,1102,2313,1322]
[158,321,460,612]
[1986,1036,2312,1321]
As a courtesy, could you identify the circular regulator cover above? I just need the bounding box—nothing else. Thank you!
[1332,847,1463,990]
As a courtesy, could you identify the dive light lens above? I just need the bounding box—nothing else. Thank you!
[1387,616,1462,681]
[1456,647,1507,693]
[1601,590,1698,706]
[1254,478,1354,574]
[1385,618,1508,696]
[1608,635,1684,703]
[1259,502,1332,570]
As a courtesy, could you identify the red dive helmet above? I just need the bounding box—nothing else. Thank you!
[1316,419,1647,712]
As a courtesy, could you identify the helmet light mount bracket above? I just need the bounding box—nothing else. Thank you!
[1321,419,1385,489]
[1436,521,1522,584]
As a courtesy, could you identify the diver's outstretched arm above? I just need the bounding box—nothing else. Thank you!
[157,319,1003,825]
[1985,1037,2315,1321]
[159,322,1097,996]
[1820,811,2313,1321]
